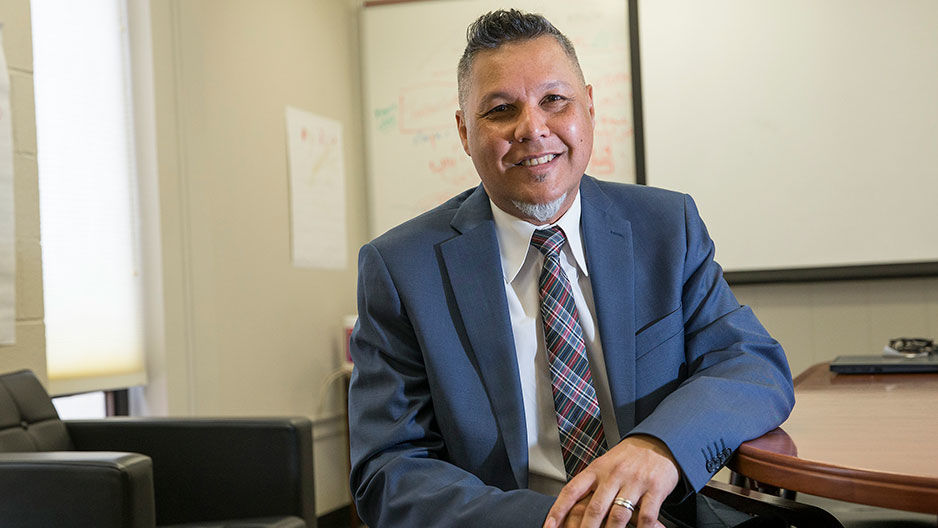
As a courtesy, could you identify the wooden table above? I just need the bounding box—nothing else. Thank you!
[730,362,938,514]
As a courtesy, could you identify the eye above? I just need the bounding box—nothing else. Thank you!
[542,94,567,105]
[481,104,511,118]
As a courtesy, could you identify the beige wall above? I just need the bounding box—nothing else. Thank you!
[0,0,46,379]
[147,0,367,515]
[735,277,938,379]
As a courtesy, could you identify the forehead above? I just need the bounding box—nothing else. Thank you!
[467,36,581,97]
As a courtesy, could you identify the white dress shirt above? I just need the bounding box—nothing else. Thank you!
[489,192,621,495]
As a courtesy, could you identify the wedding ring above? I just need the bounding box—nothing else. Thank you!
[613,497,636,511]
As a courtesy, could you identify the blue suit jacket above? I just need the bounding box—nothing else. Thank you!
[348,176,794,527]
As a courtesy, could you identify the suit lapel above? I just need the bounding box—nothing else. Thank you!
[437,178,637,484]
[580,177,638,435]
[439,186,529,488]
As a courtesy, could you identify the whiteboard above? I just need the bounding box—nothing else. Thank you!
[362,0,634,237]
[639,0,938,274]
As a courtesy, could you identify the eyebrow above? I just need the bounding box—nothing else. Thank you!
[476,80,574,111]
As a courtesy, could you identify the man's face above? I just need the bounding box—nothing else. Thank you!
[456,36,594,225]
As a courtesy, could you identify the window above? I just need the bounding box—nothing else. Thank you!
[52,392,106,419]
[31,0,147,396]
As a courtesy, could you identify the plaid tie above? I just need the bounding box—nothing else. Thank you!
[530,226,607,480]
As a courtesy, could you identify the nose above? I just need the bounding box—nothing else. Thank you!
[513,106,549,143]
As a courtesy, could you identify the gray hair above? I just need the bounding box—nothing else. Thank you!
[457,9,584,110]
[512,194,568,224]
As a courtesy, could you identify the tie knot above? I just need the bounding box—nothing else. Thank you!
[531,226,566,258]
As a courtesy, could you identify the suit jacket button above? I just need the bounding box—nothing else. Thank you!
[706,461,716,472]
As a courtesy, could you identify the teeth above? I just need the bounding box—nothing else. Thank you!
[519,154,557,167]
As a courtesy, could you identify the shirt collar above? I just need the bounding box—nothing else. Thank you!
[490,191,589,284]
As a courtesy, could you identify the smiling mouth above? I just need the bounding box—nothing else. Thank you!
[516,153,558,167]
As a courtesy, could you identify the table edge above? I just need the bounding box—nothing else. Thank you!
[735,358,938,520]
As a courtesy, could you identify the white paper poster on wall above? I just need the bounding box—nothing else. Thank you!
[0,29,16,345]
[285,106,347,270]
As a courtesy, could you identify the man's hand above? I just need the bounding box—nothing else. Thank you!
[560,494,591,528]
[544,435,680,528]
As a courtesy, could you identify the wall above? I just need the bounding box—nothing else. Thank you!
[0,0,46,379]
[735,278,938,378]
[147,0,367,515]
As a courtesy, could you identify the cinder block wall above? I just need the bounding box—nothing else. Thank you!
[0,0,46,380]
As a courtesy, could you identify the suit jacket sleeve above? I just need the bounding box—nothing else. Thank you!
[348,242,554,527]
[628,194,795,493]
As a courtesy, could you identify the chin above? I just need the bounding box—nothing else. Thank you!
[511,192,567,224]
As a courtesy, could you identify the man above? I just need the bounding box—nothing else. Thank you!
[349,10,794,528]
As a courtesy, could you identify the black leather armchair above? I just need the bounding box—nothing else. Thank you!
[0,369,316,528]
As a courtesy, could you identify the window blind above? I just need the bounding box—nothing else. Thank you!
[32,0,146,395]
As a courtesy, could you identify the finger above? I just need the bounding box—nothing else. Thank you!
[632,489,667,528]
[544,473,597,528]
[602,491,638,528]
[577,483,629,528]
[562,500,588,528]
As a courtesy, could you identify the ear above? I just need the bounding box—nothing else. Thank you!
[455,110,471,157]
[585,84,595,127]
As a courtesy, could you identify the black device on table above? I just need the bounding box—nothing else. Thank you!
[830,337,938,374]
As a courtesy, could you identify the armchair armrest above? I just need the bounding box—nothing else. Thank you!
[702,480,844,528]
[0,451,155,528]
[66,417,315,527]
